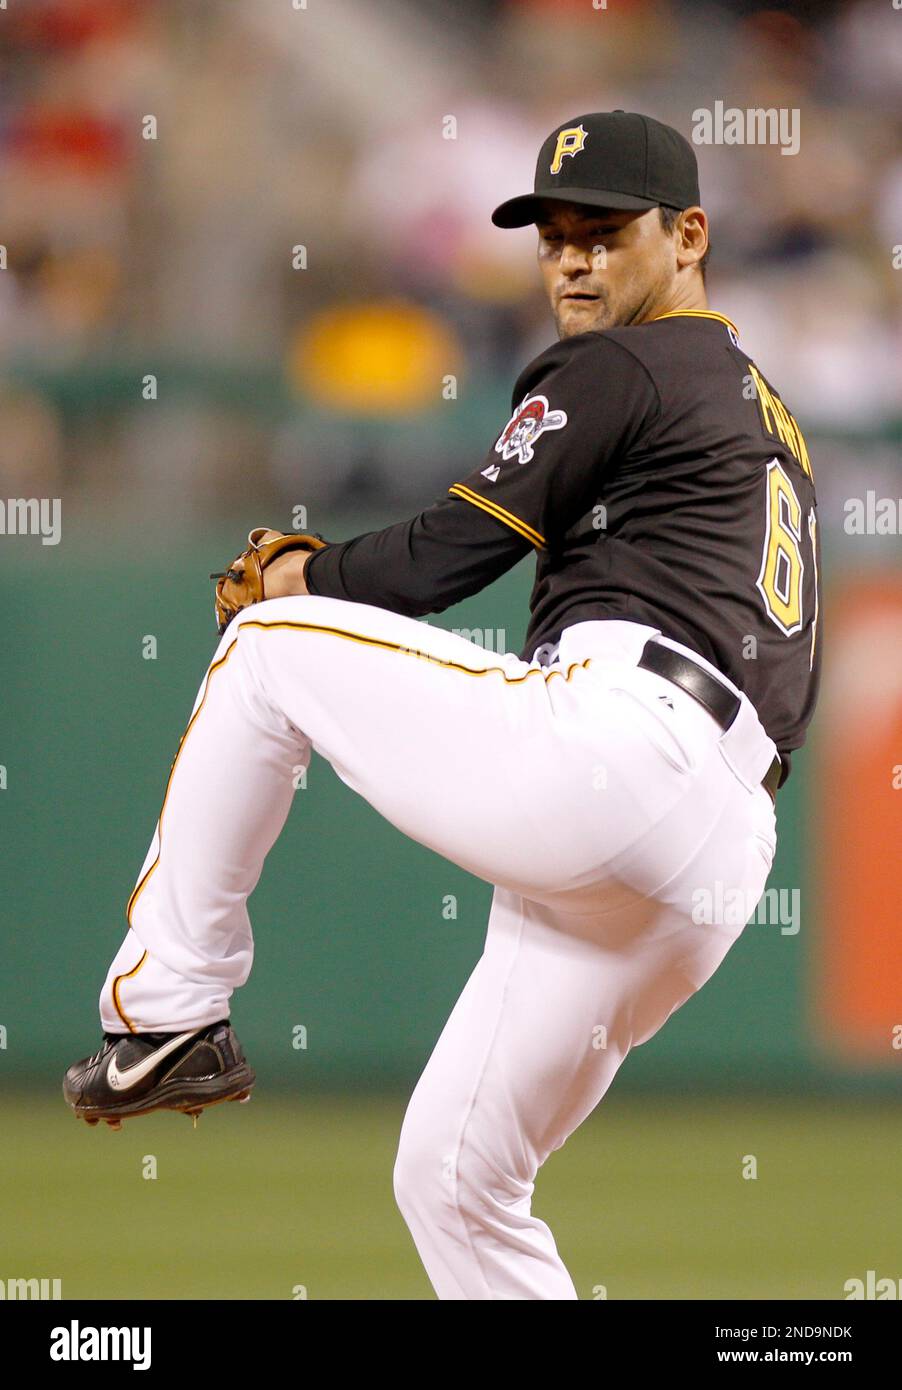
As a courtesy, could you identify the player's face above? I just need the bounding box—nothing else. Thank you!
[535,202,677,338]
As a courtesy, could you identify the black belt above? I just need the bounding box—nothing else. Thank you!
[638,640,781,804]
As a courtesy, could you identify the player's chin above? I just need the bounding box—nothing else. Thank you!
[555,300,612,338]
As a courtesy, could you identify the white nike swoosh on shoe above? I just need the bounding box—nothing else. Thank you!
[106,1030,201,1092]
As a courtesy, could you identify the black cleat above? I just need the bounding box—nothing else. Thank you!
[63,1020,255,1127]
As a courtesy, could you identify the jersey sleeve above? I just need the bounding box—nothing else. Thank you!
[447,332,660,549]
[302,491,532,617]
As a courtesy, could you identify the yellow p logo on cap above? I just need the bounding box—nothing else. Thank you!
[550,124,588,175]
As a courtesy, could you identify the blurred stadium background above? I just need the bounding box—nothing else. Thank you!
[1,0,900,1299]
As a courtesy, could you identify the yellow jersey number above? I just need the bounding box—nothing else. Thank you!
[756,458,816,657]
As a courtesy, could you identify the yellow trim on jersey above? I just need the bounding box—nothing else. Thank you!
[651,309,740,337]
[124,619,591,928]
[448,483,546,549]
[112,950,148,1034]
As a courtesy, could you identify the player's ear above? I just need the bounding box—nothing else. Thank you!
[676,206,708,272]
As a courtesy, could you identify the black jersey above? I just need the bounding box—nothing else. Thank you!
[304,310,821,785]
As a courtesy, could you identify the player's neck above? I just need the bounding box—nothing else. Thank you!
[644,283,709,322]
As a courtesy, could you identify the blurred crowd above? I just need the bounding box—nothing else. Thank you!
[0,0,900,523]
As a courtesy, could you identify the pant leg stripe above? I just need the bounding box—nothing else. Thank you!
[124,616,592,931]
[112,950,148,1034]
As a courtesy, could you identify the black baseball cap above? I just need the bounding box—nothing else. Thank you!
[491,111,700,228]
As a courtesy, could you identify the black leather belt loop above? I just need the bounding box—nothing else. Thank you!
[638,640,781,804]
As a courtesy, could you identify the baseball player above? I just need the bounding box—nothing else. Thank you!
[64,112,821,1300]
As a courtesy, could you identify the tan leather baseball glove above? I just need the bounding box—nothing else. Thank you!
[210,527,328,635]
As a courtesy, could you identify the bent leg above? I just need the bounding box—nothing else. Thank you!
[101,595,647,1032]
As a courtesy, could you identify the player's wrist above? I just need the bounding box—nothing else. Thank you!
[261,549,312,599]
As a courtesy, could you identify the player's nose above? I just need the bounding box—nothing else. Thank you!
[558,238,596,276]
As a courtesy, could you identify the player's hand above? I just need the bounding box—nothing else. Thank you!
[211,526,328,634]
[258,533,314,599]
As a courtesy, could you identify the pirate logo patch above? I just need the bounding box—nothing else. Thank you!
[492,394,568,467]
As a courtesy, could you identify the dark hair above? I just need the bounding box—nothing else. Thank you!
[659,205,709,280]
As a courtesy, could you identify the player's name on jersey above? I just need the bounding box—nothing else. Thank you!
[747,364,812,479]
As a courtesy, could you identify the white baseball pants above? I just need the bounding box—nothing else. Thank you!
[99,600,778,1300]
